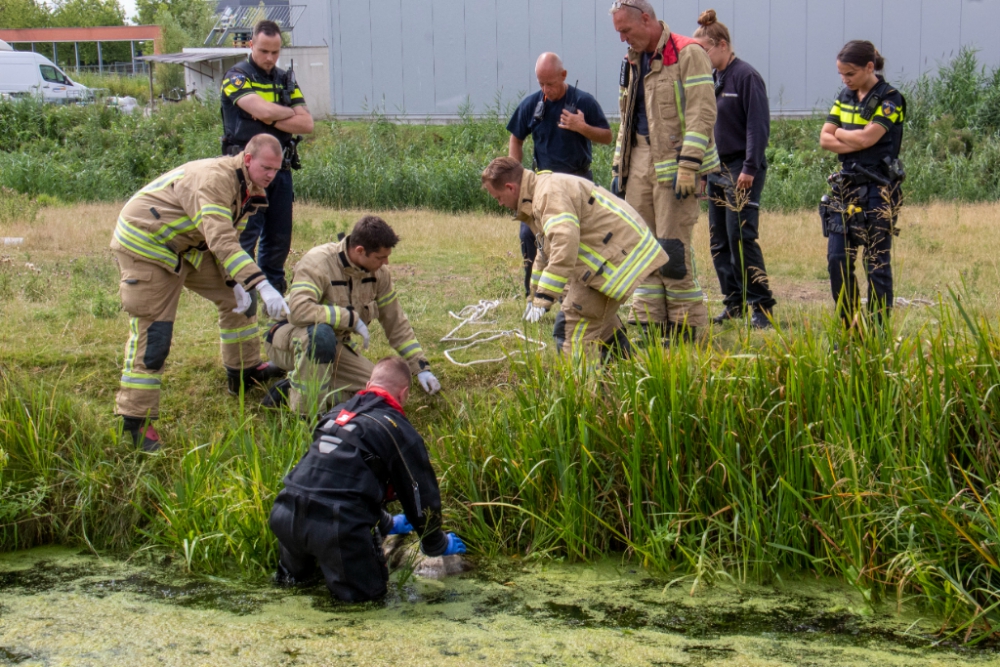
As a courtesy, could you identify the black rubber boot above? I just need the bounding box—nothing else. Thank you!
[122,416,161,452]
[663,323,697,349]
[261,377,292,409]
[712,307,742,326]
[601,327,633,363]
[227,362,286,396]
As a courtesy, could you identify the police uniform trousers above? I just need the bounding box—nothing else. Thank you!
[265,322,374,415]
[114,251,261,419]
[625,139,708,328]
[707,156,775,316]
[827,183,897,324]
[269,489,389,602]
[559,281,626,359]
[240,168,294,294]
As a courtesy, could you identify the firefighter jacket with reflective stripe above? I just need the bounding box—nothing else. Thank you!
[282,391,449,558]
[221,55,306,150]
[110,153,268,289]
[613,22,720,188]
[515,170,669,307]
[287,237,430,374]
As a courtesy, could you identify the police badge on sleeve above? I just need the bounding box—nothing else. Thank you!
[882,100,897,117]
[231,74,247,90]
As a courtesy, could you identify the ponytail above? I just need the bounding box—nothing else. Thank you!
[837,40,884,72]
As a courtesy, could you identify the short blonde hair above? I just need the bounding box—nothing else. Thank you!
[245,133,283,158]
[481,157,524,189]
[369,356,412,395]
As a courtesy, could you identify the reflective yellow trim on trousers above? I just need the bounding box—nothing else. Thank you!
[665,286,705,302]
[124,317,140,372]
[220,323,259,344]
[120,370,161,390]
[571,319,589,348]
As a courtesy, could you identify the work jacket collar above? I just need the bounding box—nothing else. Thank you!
[231,152,266,202]
[515,169,536,224]
[336,235,373,277]
[358,388,405,416]
[627,21,670,72]
[246,53,275,80]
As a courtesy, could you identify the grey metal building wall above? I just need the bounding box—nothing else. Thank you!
[292,0,1000,119]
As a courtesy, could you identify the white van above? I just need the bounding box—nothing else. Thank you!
[0,51,91,103]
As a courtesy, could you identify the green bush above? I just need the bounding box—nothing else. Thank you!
[2,49,1000,212]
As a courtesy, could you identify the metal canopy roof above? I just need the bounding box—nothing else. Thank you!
[138,48,248,64]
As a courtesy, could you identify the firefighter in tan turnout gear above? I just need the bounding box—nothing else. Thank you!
[263,215,441,414]
[112,134,290,451]
[610,0,720,346]
[482,157,668,360]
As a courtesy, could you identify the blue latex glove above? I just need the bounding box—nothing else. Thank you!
[389,513,413,535]
[442,532,467,556]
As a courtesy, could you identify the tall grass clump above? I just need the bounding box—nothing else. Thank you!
[71,72,159,104]
[431,303,1000,639]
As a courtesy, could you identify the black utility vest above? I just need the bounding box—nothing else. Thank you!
[221,56,294,151]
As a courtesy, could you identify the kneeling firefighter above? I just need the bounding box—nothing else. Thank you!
[819,40,905,327]
[268,357,466,602]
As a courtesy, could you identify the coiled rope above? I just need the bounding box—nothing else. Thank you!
[440,299,547,366]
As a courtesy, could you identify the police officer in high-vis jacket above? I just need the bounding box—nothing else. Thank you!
[111,134,290,451]
[819,40,905,328]
[221,19,313,295]
[610,0,719,347]
[269,357,466,602]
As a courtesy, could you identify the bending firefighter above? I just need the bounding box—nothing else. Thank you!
[482,157,668,360]
[112,134,290,451]
[610,0,720,346]
[819,40,905,327]
[264,216,440,414]
[269,357,466,602]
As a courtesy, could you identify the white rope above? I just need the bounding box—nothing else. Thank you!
[440,299,547,367]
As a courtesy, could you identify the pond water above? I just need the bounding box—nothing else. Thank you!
[0,546,996,666]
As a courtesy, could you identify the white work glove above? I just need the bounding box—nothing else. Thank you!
[524,304,547,323]
[353,317,370,350]
[417,370,441,395]
[255,281,289,319]
[231,283,252,314]
[522,299,534,319]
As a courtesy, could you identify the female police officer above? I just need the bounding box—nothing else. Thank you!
[693,9,775,329]
[819,41,905,328]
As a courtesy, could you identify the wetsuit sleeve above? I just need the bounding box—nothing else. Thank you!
[390,423,447,557]
[677,45,718,170]
[178,172,266,290]
[741,69,770,177]
[531,188,581,309]
[375,270,429,374]
[287,252,356,329]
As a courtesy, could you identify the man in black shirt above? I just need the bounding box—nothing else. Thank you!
[269,357,467,602]
[221,20,314,294]
[507,53,612,303]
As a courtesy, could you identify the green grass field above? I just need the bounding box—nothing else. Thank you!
[2,198,1000,641]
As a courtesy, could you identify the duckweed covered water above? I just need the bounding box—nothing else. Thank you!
[0,547,997,666]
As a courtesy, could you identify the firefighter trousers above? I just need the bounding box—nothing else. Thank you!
[114,251,262,419]
[559,281,627,359]
[624,139,708,328]
[265,322,373,415]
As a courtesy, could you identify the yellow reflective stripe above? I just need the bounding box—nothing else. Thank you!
[633,284,666,297]
[604,235,661,300]
[327,306,339,327]
[219,324,259,343]
[223,251,255,277]
[543,212,580,234]
[377,289,398,308]
[290,281,322,299]
[538,271,568,294]
[200,204,232,221]
[153,216,196,243]
[124,317,139,372]
[183,248,205,270]
[114,218,176,267]
[683,132,709,149]
[530,271,541,288]
[591,191,646,237]
[136,169,185,197]
[396,339,422,360]
[571,319,589,346]
[665,286,705,301]
[699,147,720,174]
[577,243,609,273]
[120,370,161,389]
[684,74,713,87]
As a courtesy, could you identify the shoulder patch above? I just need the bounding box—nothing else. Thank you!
[230,74,247,90]
[882,100,897,116]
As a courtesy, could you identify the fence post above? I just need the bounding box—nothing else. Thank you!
[52,42,57,65]
[74,42,80,70]
[97,41,103,74]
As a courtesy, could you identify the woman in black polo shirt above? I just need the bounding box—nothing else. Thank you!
[819,41,905,328]
[694,10,775,330]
